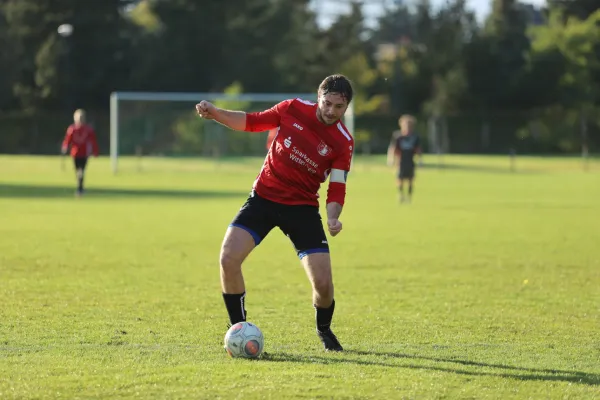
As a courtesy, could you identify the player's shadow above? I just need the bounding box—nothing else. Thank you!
[0,183,248,199]
[261,350,599,386]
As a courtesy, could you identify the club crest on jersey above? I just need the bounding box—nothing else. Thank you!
[317,141,331,157]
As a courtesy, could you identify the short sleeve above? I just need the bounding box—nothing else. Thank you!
[332,140,354,172]
[245,99,293,132]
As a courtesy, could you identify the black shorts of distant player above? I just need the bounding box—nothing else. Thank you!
[73,157,88,171]
[231,191,329,258]
[398,159,415,180]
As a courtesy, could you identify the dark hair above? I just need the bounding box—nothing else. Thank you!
[318,74,353,104]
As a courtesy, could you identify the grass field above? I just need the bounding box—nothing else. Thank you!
[1,154,599,399]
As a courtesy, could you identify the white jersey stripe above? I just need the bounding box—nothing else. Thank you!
[295,98,316,106]
[336,122,352,141]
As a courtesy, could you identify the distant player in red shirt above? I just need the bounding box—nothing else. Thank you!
[196,75,354,352]
[61,109,99,196]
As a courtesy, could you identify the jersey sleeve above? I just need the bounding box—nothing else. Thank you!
[326,138,354,206]
[332,140,353,172]
[245,99,293,132]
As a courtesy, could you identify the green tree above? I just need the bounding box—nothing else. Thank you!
[132,0,232,92]
[463,0,532,111]
[529,9,600,107]
[3,0,137,110]
[129,0,161,33]
[526,9,600,152]
[0,3,17,110]
[548,0,599,19]
[370,2,415,44]
[226,0,323,93]
[372,0,476,115]
[422,0,476,115]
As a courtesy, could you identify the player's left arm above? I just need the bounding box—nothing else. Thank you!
[326,141,353,237]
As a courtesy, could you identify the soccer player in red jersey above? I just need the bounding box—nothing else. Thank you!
[196,75,354,351]
[61,109,99,197]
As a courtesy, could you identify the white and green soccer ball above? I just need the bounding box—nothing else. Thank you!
[224,322,264,359]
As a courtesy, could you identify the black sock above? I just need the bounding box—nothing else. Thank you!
[315,299,335,332]
[223,292,246,325]
[408,184,413,196]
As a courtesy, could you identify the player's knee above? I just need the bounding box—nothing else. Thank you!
[313,276,333,300]
[219,249,242,273]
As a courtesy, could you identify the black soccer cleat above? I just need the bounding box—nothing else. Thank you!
[317,328,343,352]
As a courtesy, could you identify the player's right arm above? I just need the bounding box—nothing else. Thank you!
[61,125,73,155]
[195,101,247,130]
[195,100,290,132]
[386,132,399,167]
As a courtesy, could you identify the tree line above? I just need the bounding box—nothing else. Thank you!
[0,0,598,155]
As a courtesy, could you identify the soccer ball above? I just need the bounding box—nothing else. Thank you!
[224,322,264,359]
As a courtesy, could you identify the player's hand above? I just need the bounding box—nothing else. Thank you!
[195,101,216,120]
[61,147,67,155]
[327,219,343,237]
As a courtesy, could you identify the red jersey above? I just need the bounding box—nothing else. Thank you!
[62,123,99,158]
[266,128,278,150]
[245,98,354,207]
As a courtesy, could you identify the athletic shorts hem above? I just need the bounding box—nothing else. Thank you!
[298,248,330,260]
[229,223,262,246]
[398,169,415,179]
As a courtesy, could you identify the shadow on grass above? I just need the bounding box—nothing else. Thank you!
[261,350,599,386]
[0,183,249,199]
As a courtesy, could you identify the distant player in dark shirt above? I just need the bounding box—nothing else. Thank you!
[387,115,422,203]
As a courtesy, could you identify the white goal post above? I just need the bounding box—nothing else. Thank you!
[109,91,355,174]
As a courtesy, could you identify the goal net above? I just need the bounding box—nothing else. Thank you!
[109,92,355,174]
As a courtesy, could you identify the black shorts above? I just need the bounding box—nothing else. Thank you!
[398,160,415,179]
[230,191,329,259]
[74,157,88,170]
